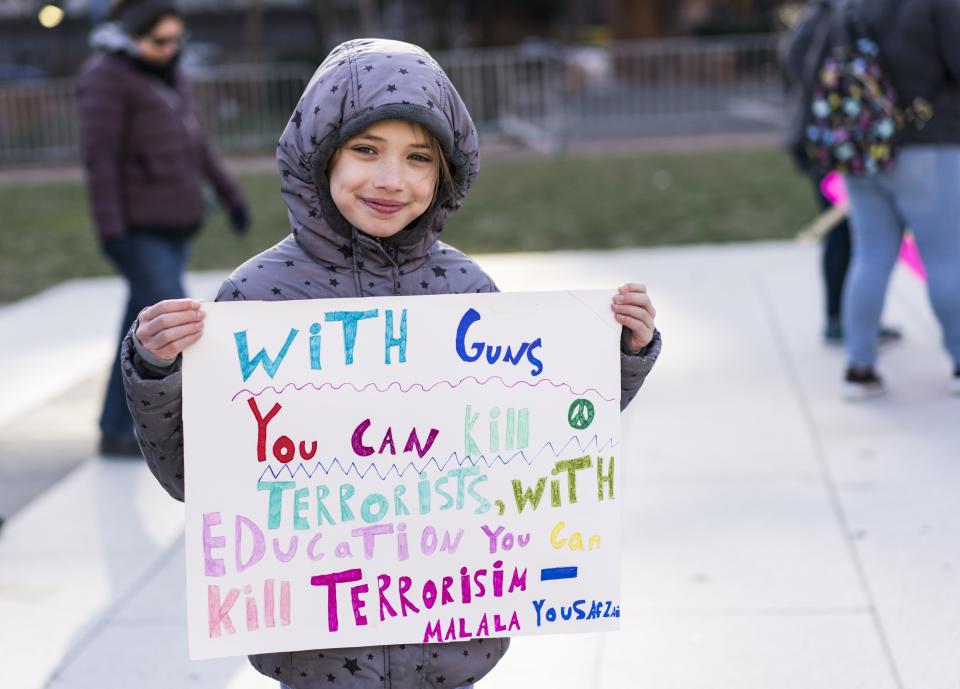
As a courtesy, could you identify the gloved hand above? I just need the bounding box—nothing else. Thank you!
[228,204,251,236]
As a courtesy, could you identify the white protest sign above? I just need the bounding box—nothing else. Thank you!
[183,290,623,659]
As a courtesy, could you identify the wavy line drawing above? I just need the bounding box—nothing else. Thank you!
[231,376,616,403]
[256,434,619,482]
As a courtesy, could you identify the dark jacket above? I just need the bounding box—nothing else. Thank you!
[782,0,960,156]
[860,0,960,146]
[76,23,245,241]
[121,38,661,689]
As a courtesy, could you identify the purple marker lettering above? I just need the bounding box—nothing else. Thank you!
[351,419,374,456]
[441,576,455,604]
[310,568,363,631]
[307,533,325,561]
[235,515,265,573]
[202,512,226,576]
[351,583,369,626]
[351,523,394,560]
[398,575,419,615]
[378,574,398,620]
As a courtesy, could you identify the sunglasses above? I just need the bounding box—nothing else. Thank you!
[147,31,188,48]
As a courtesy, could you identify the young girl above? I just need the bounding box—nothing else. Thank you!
[123,38,661,689]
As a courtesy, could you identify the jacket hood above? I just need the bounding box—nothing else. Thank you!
[89,21,140,57]
[276,38,480,270]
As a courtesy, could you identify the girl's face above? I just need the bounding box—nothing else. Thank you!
[329,119,439,239]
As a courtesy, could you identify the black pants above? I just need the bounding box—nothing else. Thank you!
[812,178,851,322]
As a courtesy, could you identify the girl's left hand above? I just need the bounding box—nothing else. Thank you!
[612,282,656,353]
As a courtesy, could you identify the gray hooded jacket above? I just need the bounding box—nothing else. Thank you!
[121,38,660,689]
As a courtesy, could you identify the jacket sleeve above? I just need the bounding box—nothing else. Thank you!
[121,278,246,502]
[76,60,128,240]
[619,329,661,411]
[121,325,187,501]
[935,0,960,82]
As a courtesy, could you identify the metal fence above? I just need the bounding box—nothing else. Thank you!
[0,34,786,165]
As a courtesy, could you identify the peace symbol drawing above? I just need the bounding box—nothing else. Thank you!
[567,398,595,430]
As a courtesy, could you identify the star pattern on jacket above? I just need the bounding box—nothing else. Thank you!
[342,657,361,675]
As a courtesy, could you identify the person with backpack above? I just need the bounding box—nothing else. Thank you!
[779,0,902,347]
[835,0,960,398]
[783,0,960,399]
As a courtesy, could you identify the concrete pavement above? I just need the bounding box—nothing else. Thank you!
[1,242,958,689]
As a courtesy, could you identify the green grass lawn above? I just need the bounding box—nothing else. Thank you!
[0,147,817,303]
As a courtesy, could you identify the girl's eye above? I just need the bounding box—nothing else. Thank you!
[409,153,433,163]
[351,145,376,155]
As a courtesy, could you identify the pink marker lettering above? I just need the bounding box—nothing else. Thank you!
[208,585,240,637]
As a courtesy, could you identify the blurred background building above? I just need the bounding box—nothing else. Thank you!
[0,0,801,164]
[0,0,789,71]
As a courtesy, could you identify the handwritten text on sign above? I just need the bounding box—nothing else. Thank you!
[182,291,622,659]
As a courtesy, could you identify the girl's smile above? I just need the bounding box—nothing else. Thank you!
[361,197,408,215]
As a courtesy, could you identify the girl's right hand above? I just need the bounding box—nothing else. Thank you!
[135,298,206,360]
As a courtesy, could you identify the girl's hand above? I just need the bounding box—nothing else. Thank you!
[135,298,206,361]
[611,283,656,353]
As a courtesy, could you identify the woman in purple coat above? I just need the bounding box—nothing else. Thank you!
[76,0,249,456]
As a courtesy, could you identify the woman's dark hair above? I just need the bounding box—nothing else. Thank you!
[110,0,182,37]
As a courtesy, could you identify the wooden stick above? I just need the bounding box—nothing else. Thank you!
[796,203,849,242]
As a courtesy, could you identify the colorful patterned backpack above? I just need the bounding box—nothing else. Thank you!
[803,1,932,176]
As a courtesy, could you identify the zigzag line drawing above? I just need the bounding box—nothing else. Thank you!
[256,434,619,482]
[231,376,616,403]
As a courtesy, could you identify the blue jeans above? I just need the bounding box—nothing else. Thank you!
[843,146,960,368]
[100,234,190,434]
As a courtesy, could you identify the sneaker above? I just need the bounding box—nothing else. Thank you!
[823,321,903,347]
[951,368,960,396]
[843,366,885,401]
[99,431,143,459]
